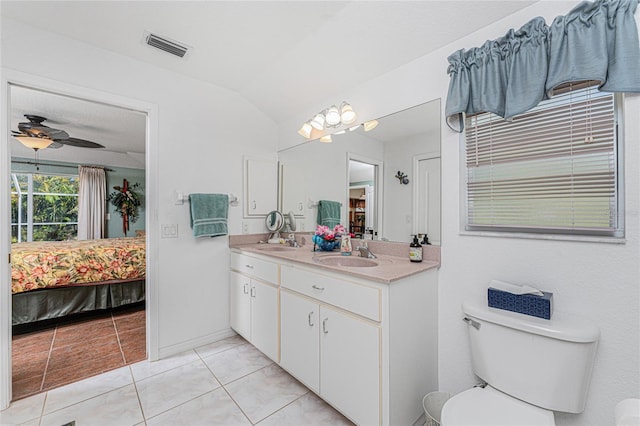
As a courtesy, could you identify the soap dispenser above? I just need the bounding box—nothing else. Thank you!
[340,235,352,256]
[409,235,422,263]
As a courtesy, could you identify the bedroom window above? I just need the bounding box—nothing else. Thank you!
[10,173,79,242]
[464,81,623,238]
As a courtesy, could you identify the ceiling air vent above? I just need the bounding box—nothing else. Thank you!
[143,31,190,59]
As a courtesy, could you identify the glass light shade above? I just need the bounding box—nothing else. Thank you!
[15,136,53,150]
[310,113,325,130]
[297,122,312,138]
[319,135,332,143]
[334,130,346,135]
[340,102,356,124]
[363,120,379,132]
[348,124,361,132]
[325,106,341,126]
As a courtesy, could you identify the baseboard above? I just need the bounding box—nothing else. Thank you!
[157,328,237,359]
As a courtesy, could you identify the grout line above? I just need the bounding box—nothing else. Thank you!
[40,326,58,392]
[111,311,127,364]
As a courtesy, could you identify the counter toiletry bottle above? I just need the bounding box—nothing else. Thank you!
[340,235,352,256]
[409,235,422,262]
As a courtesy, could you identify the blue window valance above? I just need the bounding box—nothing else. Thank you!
[446,0,640,131]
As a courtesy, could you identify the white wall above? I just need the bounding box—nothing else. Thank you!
[280,2,639,425]
[1,18,278,355]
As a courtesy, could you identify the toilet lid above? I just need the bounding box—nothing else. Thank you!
[441,386,555,426]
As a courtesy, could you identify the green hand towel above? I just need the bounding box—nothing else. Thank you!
[189,193,229,238]
[317,200,341,228]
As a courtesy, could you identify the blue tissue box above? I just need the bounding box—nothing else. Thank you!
[487,287,553,320]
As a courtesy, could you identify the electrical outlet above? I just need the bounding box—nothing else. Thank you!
[161,224,178,238]
[242,221,249,234]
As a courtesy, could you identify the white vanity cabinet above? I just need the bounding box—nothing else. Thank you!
[229,252,279,362]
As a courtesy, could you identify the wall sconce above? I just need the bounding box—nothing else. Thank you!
[298,101,357,139]
[395,171,409,185]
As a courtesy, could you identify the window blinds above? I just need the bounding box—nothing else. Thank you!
[465,82,620,236]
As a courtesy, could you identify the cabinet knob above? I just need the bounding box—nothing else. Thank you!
[250,286,256,298]
[245,264,254,269]
[298,202,303,211]
[312,284,325,291]
[322,318,329,334]
[243,283,249,294]
[308,311,314,327]
[252,201,257,210]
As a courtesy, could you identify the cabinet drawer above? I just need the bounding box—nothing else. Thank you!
[281,265,381,322]
[230,252,278,284]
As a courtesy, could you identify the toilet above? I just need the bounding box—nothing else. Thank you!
[441,300,600,425]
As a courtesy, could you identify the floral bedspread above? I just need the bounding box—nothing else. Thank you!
[11,236,146,294]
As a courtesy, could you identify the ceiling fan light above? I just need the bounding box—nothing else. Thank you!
[340,102,356,124]
[310,113,325,130]
[364,120,379,132]
[319,135,332,143]
[297,122,313,138]
[14,136,53,150]
[325,105,341,127]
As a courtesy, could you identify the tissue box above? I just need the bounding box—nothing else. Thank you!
[488,287,553,320]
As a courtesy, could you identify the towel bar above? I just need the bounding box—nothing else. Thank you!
[176,191,238,206]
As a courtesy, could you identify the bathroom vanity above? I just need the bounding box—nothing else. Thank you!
[229,237,439,426]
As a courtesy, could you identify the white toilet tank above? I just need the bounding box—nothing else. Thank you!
[462,301,599,413]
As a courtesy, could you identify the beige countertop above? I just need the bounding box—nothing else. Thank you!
[229,235,440,284]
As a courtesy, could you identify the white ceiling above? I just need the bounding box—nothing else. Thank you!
[3,1,536,166]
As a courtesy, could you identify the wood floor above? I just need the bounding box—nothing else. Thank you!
[11,304,146,401]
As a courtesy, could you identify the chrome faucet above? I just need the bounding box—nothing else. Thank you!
[287,233,300,247]
[357,241,376,259]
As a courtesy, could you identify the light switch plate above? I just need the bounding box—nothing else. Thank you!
[161,224,178,238]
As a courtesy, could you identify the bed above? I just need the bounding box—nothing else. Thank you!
[11,236,146,326]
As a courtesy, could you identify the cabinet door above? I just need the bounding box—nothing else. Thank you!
[244,157,278,217]
[280,162,306,217]
[320,305,381,426]
[280,290,320,393]
[229,271,251,340]
[250,280,279,362]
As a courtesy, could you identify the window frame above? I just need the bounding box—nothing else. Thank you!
[10,171,80,242]
[460,88,625,242]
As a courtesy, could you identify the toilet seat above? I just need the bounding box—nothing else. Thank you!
[441,385,555,426]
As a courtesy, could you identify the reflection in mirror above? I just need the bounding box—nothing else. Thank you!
[265,210,284,242]
[278,99,441,244]
[348,156,381,239]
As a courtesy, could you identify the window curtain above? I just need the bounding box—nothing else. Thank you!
[77,165,106,240]
[445,0,640,131]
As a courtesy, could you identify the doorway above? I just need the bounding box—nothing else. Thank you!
[1,72,159,408]
[347,154,383,240]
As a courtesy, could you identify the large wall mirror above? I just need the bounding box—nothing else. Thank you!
[278,98,441,245]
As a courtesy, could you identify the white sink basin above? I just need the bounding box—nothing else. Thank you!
[313,255,378,268]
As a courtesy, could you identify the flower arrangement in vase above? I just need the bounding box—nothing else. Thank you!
[312,224,348,251]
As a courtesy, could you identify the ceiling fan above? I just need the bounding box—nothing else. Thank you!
[11,114,105,150]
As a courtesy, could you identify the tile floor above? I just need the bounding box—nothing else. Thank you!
[1,335,358,426]
[12,305,146,401]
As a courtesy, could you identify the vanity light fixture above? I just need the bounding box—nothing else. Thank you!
[310,113,326,130]
[364,119,379,132]
[325,105,341,127]
[297,122,313,138]
[334,129,346,135]
[348,124,361,132]
[297,101,358,139]
[340,102,357,124]
[319,135,332,143]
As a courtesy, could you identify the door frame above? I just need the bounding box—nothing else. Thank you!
[1,69,160,409]
[412,152,441,240]
[347,153,383,240]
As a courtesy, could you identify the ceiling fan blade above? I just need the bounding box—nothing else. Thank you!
[54,137,105,149]
[48,141,64,149]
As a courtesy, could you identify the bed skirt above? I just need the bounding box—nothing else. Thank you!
[12,280,146,326]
